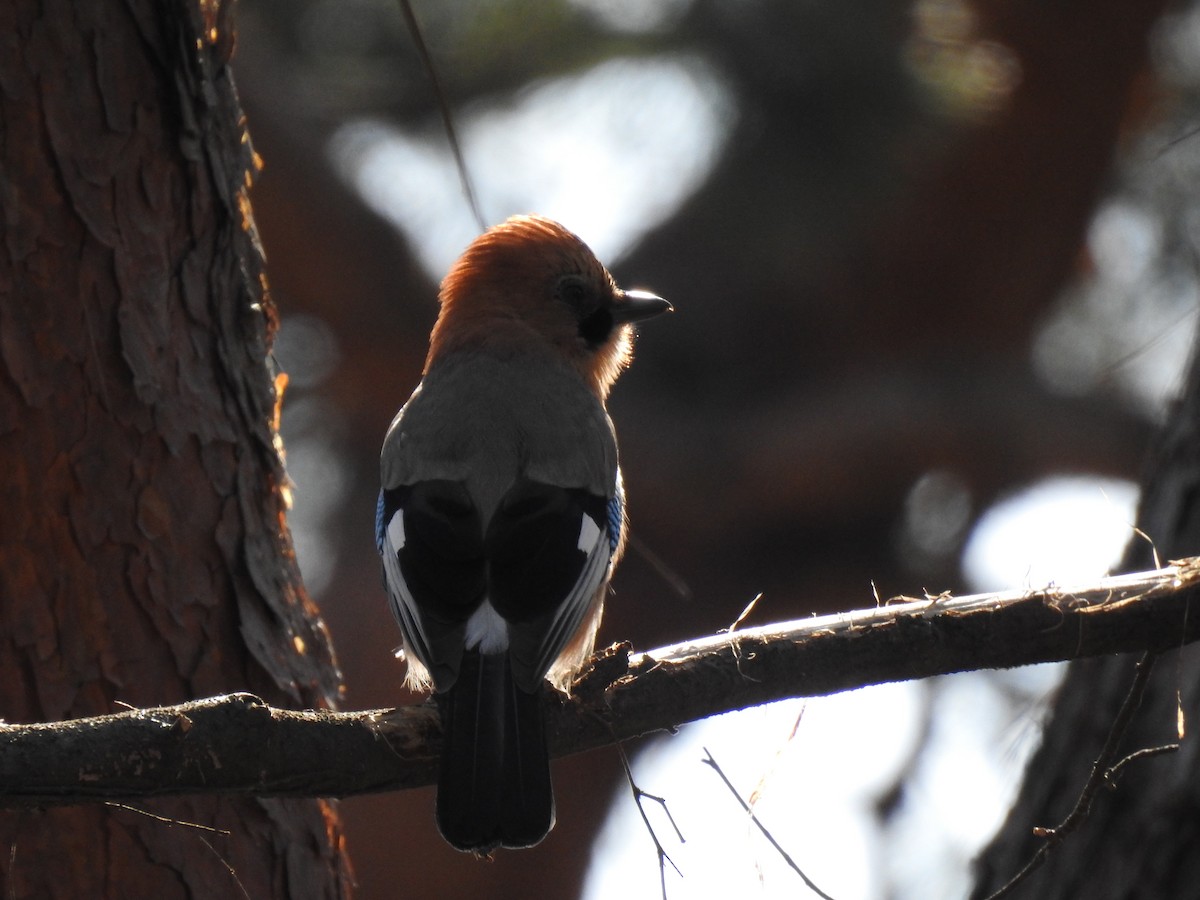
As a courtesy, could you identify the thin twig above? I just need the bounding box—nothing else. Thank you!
[980,651,1160,900]
[105,802,248,899]
[1103,744,1179,788]
[613,740,683,900]
[701,748,838,900]
[104,802,232,835]
[196,835,252,900]
[397,0,488,232]
[1154,121,1200,159]
[627,534,692,602]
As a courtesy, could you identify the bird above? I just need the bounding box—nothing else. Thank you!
[376,214,670,853]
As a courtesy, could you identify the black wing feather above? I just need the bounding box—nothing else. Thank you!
[485,478,608,623]
[387,480,486,618]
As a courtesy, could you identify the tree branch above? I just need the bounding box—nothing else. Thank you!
[4,560,1200,807]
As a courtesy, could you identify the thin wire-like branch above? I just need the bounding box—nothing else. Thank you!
[103,802,232,835]
[701,748,837,900]
[397,0,487,232]
[1103,744,1180,787]
[979,651,1161,900]
[2,562,1200,808]
[105,803,248,898]
[627,534,693,602]
[613,740,683,900]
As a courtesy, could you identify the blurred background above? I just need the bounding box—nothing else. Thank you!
[233,0,1200,896]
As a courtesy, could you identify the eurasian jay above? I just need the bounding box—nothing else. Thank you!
[376,214,669,853]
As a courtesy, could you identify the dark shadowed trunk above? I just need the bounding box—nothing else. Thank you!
[0,1,349,896]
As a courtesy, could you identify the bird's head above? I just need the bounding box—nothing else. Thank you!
[426,215,670,398]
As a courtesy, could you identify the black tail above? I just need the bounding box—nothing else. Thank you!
[435,650,554,853]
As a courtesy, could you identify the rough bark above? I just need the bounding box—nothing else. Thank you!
[0,1,348,896]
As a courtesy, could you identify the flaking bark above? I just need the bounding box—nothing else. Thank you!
[0,1,347,897]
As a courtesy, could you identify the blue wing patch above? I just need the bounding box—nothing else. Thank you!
[375,489,387,553]
[606,493,623,555]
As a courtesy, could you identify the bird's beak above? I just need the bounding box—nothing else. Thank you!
[613,289,673,324]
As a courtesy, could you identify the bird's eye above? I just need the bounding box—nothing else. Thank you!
[557,276,589,308]
[556,275,612,348]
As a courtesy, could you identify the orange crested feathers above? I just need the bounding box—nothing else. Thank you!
[426,215,635,399]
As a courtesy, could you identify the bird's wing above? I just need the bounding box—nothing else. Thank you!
[377,480,486,690]
[485,478,615,693]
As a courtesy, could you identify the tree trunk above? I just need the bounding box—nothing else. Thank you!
[0,1,348,896]
[971,334,1200,894]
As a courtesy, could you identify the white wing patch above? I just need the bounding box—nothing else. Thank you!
[536,510,611,678]
[381,508,433,683]
[465,601,509,654]
[577,514,602,553]
[387,511,406,551]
